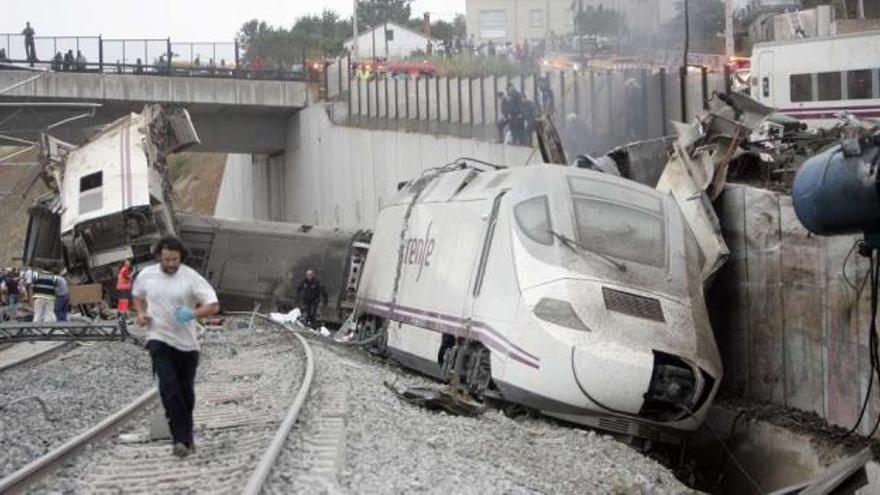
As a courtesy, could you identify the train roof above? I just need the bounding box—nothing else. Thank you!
[176,214,362,241]
[752,29,880,50]
[390,163,665,207]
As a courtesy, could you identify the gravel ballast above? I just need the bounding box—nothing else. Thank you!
[0,342,153,477]
[266,337,694,494]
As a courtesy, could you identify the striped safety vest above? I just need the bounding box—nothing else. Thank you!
[32,273,57,298]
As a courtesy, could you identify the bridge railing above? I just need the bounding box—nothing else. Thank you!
[0,33,307,81]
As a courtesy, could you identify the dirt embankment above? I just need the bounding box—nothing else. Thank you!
[0,149,227,267]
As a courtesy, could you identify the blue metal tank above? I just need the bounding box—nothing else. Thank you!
[792,143,880,236]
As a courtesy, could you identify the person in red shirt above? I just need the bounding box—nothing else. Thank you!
[117,259,133,315]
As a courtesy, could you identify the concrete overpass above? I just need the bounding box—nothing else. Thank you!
[0,70,312,153]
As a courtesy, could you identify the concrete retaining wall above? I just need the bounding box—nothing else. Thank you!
[709,184,877,437]
[281,103,540,229]
[214,154,285,221]
[338,68,728,155]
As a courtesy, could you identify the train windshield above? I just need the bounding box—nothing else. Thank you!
[568,177,667,268]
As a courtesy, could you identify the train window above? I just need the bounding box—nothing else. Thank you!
[847,70,872,100]
[572,198,666,268]
[79,171,102,192]
[514,196,553,245]
[817,71,842,101]
[789,74,813,102]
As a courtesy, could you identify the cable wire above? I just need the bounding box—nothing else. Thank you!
[841,248,880,438]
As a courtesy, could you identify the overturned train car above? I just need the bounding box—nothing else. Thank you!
[176,214,370,322]
[352,163,722,442]
[23,106,199,285]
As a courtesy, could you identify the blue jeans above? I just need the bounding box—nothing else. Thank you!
[54,294,69,321]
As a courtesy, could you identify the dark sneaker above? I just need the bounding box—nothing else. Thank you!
[172,442,190,458]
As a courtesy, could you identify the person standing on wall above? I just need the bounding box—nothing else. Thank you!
[22,22,36,66]
[132,236,220,458]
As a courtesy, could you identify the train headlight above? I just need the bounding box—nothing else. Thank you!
[639,351,698,422]
[533,298,591,332]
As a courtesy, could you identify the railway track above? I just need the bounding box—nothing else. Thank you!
[0,316,314,494]
[0,342,73,373]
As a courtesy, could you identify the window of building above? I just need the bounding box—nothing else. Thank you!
[790,73,813,102]
[479,9,506,39]
[817,71,842,101]
[847,70,872,99]
[529,9,544,28]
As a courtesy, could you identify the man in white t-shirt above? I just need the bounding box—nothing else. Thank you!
[132,236,219,458]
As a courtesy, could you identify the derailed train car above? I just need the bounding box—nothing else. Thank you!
[351,163,722,442]
[23,106,199,285]
[176,214,370,322]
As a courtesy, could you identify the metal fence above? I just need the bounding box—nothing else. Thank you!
[0,33,306,81]
[332,62,731,156]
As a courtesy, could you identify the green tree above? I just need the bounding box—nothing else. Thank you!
[356,0,413,29]
[575,5,627,37]
[236,10,353,69]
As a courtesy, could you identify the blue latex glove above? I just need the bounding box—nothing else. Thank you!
[175,307,195,324]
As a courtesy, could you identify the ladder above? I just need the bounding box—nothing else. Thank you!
[785,10,807,38]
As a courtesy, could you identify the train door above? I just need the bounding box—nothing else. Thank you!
[451,190,507,393]
[757,51,775,106]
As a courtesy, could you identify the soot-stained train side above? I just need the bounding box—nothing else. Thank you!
[351,163,722,442]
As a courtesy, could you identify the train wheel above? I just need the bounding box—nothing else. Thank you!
[357,316,388,356]
[464,343,492,398]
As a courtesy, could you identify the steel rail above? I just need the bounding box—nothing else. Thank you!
[0,387,159,494]
[0,314,312,494]
[0,342,74,373]
[241,318,315,495]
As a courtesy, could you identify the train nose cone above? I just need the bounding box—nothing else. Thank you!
[570,344,653,415]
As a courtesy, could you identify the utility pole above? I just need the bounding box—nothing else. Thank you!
[725,0,734,58]
[858,0,865,19]
[683,0,690,69]
[353,0,360,61]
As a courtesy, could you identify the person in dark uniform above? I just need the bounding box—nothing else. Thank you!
[297,270,327,329]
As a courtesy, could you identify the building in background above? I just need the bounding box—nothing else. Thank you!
[466,0,574,44]
[465,0,679,44]
[343,22,436,60]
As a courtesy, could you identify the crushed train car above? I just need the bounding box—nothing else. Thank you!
[23,106,199,286]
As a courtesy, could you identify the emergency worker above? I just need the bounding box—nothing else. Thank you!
[133,236,219,458]
[297,270,327,329]
[29,269,59,323]
[117,259,133,315]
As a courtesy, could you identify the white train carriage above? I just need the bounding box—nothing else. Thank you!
[751,30,880,128]
[354,163,722,441]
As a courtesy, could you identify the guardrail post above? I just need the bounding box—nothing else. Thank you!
[167,38,172,73]
[98,35,103,72]
[701,66,709,110]
[679,65,688,122]
[659,67,668,136]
